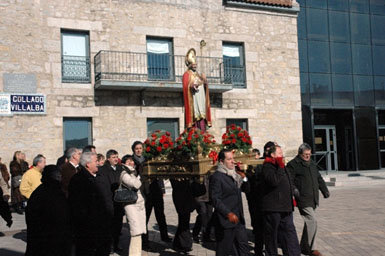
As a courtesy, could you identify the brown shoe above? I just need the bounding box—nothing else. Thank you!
[311,250,323,256]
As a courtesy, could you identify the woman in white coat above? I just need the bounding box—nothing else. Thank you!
[120,155,146,256]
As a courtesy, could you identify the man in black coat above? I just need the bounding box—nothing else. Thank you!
[68,152,113,256]
[261,145,301,256]
[25,165,71,256]
[209,149,250,256]
[98,149,124,253]
[286,143,330,256]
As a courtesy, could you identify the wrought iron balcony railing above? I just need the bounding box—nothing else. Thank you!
[94,50,242,91]
[62,55,91,83]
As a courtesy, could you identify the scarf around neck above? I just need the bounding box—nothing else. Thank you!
[217,162,243,188]
[133,154,145,165]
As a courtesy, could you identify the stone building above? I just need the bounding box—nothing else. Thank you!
[0,0,302,164]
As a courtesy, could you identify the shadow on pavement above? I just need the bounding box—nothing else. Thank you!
[0,249,24,256]
[13,229,27,242]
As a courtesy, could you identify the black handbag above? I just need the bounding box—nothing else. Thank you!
[114,183,138,204]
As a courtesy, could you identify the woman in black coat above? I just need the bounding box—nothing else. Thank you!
[25,165,72,256]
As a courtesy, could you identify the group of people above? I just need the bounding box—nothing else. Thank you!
[0,140,330,256]
[240,142,330,256]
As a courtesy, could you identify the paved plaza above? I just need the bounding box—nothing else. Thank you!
[1,184,385,256]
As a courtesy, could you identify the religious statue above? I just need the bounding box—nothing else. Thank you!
[182,48,212,132]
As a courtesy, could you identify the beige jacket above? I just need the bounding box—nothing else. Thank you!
[120,167,146,236]
[0,173,10,197]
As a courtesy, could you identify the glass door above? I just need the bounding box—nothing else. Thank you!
[314,125,338,171]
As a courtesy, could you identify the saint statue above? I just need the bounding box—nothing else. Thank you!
[182,48,212,132]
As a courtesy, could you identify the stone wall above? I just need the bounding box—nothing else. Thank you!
[0,0,302,164]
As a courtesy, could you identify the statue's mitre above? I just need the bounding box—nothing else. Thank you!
[185,48,197,66]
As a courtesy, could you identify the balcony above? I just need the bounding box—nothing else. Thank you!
[94,50,237,93]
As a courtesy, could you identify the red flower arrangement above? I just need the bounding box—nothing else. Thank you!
[221,124,252,153]
[143,130,174,159]
[173,128,216,160]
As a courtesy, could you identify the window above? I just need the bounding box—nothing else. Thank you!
[226,119,248,131]
[354,75,374,106]
[374,76,385,105]
[310,73,332,106]
[351,44,372,75]
[300,72,310,106]
[298,40,308,72]
[350,13,371,44]
[332,74,354,105]
[61,30,90,83]
[371,15,385,45]
[327,0,349,11]
[223,42,246,88]
[329,11,350,42]
[373,45,385,76]
[330,42,352,74]
[308,41,330,73]
[307,8,328,41]
[146,37,174,81]
[147,118,179,140]
[63,118,92,150]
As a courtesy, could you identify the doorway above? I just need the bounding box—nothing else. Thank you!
[314,125,338,171]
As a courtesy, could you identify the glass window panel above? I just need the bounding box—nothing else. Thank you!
[226,119,248,131]
[373,45,385,76]
[308,41,331,73]
[332,74,354,105]
[307,8,329,41]
[350,0,370,13]
[62,34,86,56]
[310,73,332,105]
[298,39,308,72]
[350,13,371,44]
[300,72,310,105]
[63,118,92,150]
[297,7,307,40]
[370,0,385,15]
[374,76,385,105]
[371,15,385,45]
[147,118,179,140]
[329,11,350,42]
[330,42,352,74]
[146,38,174,80]
[352,44,373,75]
[61,31,90,83]
[328,0,349,11]
[223,42,246,88]
[307,0,327,9]
[354,75,374,106]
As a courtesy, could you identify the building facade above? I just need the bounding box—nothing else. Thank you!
[0,0,303,164]
[297,0,385,171]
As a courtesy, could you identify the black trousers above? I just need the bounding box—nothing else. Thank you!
[263,212,301,256]
[173,211,192,251]
[193,201,213,238]
[215,223,250,256]
[112,204,124,247]
[143,189,168,241]
[246,194,264,256]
